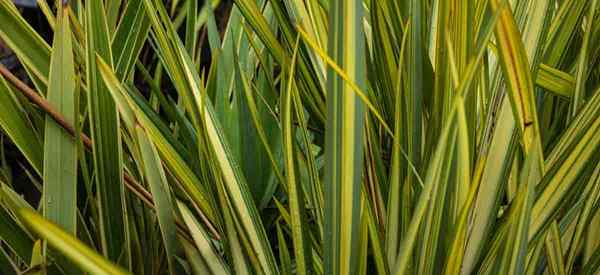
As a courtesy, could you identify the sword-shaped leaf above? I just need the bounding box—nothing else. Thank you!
[43,7,77,235]
[85,0,128,262]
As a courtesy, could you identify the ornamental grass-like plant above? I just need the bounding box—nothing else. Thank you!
[0,0,599,274]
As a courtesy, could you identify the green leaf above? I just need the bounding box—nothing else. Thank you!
[530,88,600,242]
[544,222,566,275]
[281,39,311,275]
[180,236,213,275]
[0,204,33,262]
[563,161,600,273]
[392,98,461,275]
[177,201,230,275]
[535,64,575,98]
[570,0,598,117]
[490,0,543,160]
[138,0,278,271]
[85,0,128,263]
[0,0,50,83]
[323,1,367,274]
[276,224,292,275]
[43,7,78,235]
[0,76,43,175]
[19,208,131,275]
[135,125,179,274]
[497,146,537,275]
[406,0,424,171]
[111,0,151,80]
[96,56,218,229]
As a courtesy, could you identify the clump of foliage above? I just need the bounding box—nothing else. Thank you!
[0,0,599,274]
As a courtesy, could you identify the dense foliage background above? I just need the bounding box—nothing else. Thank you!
[0,0,599,274]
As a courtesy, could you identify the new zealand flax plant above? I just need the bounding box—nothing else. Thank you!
[0,0,599,274]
